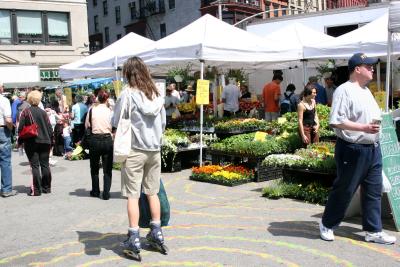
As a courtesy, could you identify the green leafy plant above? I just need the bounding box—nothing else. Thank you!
[166,63,194,87]
[262,179,330,205]
[224,69,247,84]
[316,59,336,79]
[210,132,301,157]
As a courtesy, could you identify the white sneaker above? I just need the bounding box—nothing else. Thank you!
[49,159,57,166]
[365,231,396,245]
[319,222,334,241]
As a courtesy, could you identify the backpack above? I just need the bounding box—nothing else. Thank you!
[280,92,295,115]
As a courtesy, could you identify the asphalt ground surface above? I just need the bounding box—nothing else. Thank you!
[1,151,400,266]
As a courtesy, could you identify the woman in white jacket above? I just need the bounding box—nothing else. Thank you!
[112,56,166,261]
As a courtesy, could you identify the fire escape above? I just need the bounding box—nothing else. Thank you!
[124,0,166,40]
[200,0,263,25]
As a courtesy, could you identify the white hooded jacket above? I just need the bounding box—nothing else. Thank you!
[112,86,166,151]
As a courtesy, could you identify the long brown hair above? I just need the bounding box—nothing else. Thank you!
[122,56,159,100]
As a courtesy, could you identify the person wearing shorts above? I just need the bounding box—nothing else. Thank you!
[112,56,166,258]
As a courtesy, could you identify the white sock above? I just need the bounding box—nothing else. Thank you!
[128,226,139,233]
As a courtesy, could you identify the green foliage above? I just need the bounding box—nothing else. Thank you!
[113,162,122,170]
[214,118,269,132]
[224,69,247,84]
[262,142,336,173]
[262,179,330,205]
[210,132,301,157]
[316,105,335,137]
[166,64,194,87]
[316,59,335,79]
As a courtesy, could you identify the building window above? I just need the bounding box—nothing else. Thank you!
[0,10,12,44]
[273,4,279,17]
[0,9,71,45]
[160,23,166,38]
[47,12,70,45]
[117,33,122,40]
[16,11,44,44]
[104,26,109,43]
[168,0,175,9]
[93,0,97,7]
[129,2,137,20]
[94,15,99,32]
[115,6,121,24]
[103,0,108,16]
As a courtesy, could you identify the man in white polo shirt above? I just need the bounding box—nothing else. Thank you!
[319,53,396,245]
[0,81,17,197]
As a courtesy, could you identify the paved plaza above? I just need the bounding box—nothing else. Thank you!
[0,151,399,266]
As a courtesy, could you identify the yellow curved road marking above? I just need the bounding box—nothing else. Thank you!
[2,225,399,265]
[169,235,354,267]
[172,199,321,212]
[178,246,299,267]
[171,209,270,221]
[25,233,354,267]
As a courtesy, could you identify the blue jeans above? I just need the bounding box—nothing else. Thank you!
[322,138,383,232]
[0,127,12,193]
[64,136,73,153]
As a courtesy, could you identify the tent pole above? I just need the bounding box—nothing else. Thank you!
[114,56,119,81]
[377,61,381,92]
[385,31,392,113]
[301,59,308,87]
[200,60,204,166]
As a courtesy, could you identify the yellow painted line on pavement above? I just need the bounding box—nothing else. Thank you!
[168,235,354,267]
[184,184,228,200]
[129,260,224,267]
[336,237,400,261]
[3,225,399,266]
[171,209,265,220]
[78,256,121,267]
[178,246,299,267]
[172,199,321,212]
[163,175,183,188]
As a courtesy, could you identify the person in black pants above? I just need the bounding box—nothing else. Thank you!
[85,90,113,200]
[18,90,53,196]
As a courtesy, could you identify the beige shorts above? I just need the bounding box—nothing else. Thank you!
[121,148,161,199]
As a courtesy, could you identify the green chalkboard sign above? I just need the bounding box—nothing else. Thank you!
[380,113,400,231]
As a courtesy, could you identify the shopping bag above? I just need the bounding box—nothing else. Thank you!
[113,93,131,163]
[138,180,170,228]
[19,109,39,140]
[80,109,92,149]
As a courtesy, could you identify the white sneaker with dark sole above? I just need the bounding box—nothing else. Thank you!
[319,222,334,241]
[365,231,396,245]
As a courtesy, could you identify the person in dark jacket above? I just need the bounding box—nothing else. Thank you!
[18,90,54,196]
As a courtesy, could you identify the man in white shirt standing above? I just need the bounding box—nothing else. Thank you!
[0,81,17,197]
[319,53,396,245]
[222,78,241,117]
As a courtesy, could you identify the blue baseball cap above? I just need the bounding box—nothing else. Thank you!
[348,53,378,71]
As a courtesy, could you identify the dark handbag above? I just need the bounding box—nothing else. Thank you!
[80,109,92,149]
[19,109,39,140]
[139,179,170,228]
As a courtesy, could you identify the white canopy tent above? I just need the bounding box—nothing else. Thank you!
[130,14,305,165]
[262,22,336,84]
[305,13,400,60]
[129,14,300,71]
[59,32,154,80]
[386,0,400,111]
